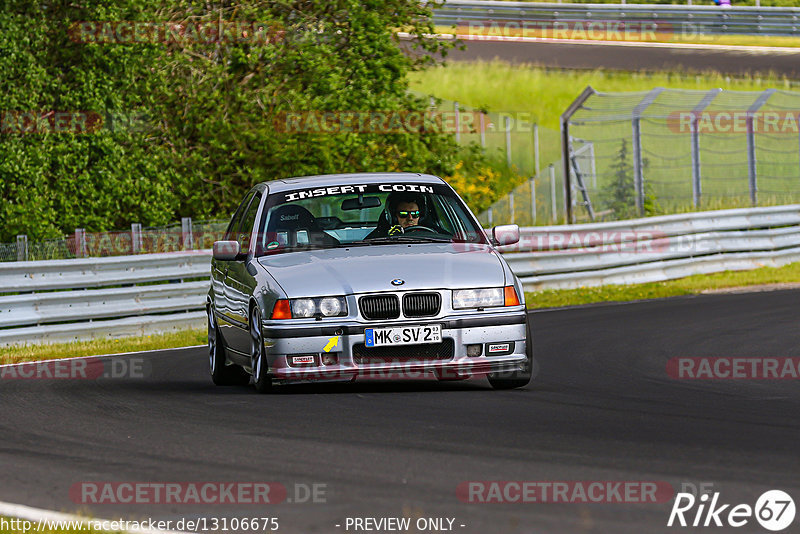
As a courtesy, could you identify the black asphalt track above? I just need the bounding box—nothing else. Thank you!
[446,38,800,77]
[1,290,799,533]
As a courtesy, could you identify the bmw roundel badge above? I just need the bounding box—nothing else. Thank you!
[391,279,405,286]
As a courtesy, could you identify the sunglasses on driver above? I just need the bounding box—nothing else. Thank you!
[396,210,420,219]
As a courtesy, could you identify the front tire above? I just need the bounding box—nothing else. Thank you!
[488,314,536,390]
[208,305,249,386]
[250,307,273,394]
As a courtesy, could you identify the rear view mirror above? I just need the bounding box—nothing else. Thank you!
[341,196,381,211]
[213,240,241,260]
[492,224,520,246]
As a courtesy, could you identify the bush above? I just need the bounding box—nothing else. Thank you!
[0,0,459,241]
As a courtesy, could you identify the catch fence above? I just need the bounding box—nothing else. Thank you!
[479,86,800,226]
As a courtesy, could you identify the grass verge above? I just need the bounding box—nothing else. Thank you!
[525,261,800,309]
[0,328,205,365]
[408,60,796,130]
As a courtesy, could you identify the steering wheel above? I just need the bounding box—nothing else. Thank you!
[402,225,438,234]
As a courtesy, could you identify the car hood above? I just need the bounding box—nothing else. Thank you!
[257,243,506,297]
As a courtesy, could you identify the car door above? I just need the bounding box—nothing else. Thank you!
[224,190,264,355]
[215,190,254,348]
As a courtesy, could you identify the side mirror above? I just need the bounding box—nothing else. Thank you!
[213,240,241,261]
[492,224,520,246]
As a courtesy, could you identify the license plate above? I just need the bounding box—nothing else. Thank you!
[364,324,442,347]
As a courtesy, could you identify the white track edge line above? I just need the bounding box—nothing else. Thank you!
[0,345,205,368]
[0,500,188,534]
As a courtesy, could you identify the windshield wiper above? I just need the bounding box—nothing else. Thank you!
[363,236,452,244]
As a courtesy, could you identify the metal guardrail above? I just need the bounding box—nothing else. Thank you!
[2,205,799,344]
[0,252,210,346]
[501,205,800,290]
[433,0,800,37]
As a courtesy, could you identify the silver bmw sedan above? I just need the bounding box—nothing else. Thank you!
[207,172,534,392]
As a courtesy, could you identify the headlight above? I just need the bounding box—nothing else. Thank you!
[453,288,504,309]
[319,297,343,317]
[291,298,316,318]
[283,297,348,319]
[452,286,520,309]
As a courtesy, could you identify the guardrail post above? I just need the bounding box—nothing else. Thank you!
[75,228,86,258]
[181,217,193,251]
[131,223,142,254]
[746,89,775,207]
[530,177,537,225]
[454,101,460,143]
[16,235,27,262]
[505,115,512,167]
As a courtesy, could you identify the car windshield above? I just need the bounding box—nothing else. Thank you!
[255,182,488,256]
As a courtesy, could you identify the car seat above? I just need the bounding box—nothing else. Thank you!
[263,204,340,251]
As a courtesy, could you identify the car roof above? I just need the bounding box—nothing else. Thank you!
[258,172,446,194]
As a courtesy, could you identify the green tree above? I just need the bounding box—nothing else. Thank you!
[0,0,459,241]
[600,139,657,220]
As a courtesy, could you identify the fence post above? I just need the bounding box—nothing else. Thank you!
[690,89,721,208]
[533,123,540,178]
[561,86,596,224]
[549,164,557,224]
[746,89,775,207]
[131,223,142,254]
[632,88,664,216]
[530,177,537,225]
[181,217,193,251]
[505,115,512,167]
[479,113,486,148]
[16,235,27,262]
[488,207,493,227]
[508,191,515,224]
[454,101,461,143]
[75,228,86,258]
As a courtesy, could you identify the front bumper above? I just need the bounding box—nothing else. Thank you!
[261,311,528,384]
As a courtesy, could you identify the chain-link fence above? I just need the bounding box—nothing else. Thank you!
[418,94,570,224]
[0,219,229,262]
[478,87,800,226]
[565,87,800,222]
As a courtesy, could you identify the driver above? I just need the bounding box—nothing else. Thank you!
[386,192,422,236]
[364,192,426,239]
[395,199,420,230]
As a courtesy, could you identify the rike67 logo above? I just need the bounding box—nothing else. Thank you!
[668,490,795,531]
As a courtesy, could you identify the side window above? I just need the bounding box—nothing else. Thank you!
[431,196,456,234]
[224,190,255,241]
[238,191,263,252]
